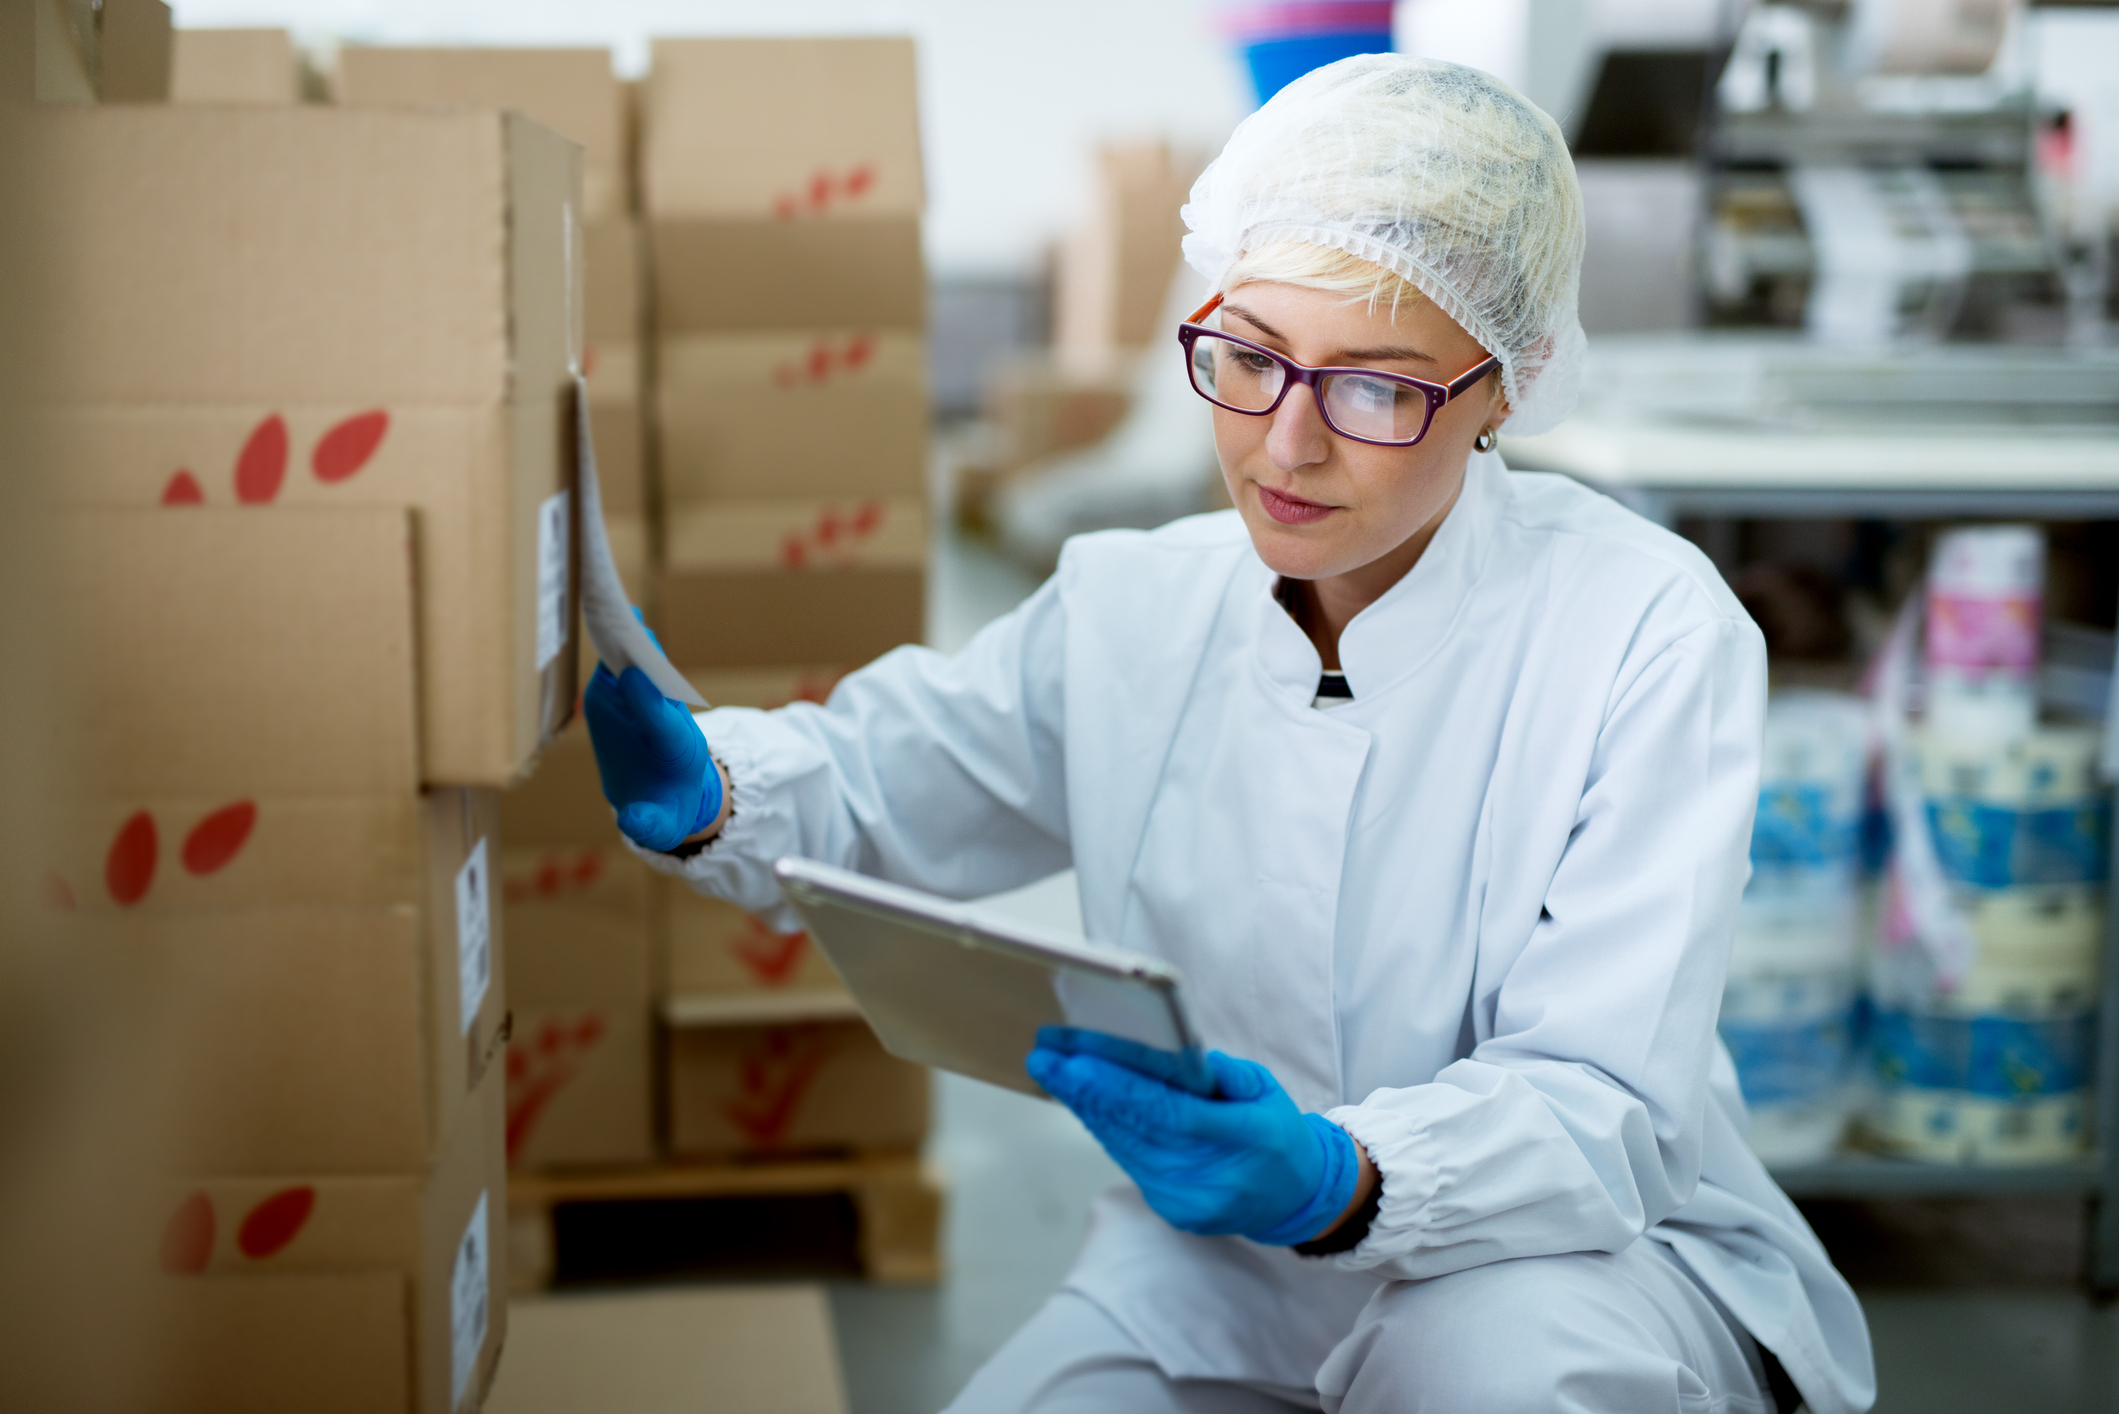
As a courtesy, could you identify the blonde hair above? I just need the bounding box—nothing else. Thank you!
[1219,239,1426,319]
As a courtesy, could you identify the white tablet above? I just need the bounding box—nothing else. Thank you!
[772,857,1213,1098]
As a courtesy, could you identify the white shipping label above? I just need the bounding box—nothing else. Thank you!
[535,489,571,671]
[455,838,492,1035]
[450,1192,491,1409]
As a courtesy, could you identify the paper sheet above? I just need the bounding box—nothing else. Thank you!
[574,374,707,708]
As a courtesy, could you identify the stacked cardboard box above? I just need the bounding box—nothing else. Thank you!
[641,38,932,1159]
[324,48,665,1177]
[170,26,302,103]
[36,102,584,1411]
[643,37,929,676]
[496,728,663,1172]
[331,45,649,688]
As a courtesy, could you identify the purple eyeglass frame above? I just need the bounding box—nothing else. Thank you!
[1177,293,1501,448]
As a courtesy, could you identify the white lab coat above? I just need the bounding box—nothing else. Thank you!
[638,451,1876,1414]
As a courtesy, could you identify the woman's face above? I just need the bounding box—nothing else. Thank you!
[1209,281,1503,583]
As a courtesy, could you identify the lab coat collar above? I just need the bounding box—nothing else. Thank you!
[1251,449,1509,702]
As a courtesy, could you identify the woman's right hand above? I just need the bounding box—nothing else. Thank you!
[583,663,724,853]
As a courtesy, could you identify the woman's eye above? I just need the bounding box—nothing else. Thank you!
[1232,351,1277,373]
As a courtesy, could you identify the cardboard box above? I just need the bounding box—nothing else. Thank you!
[99,0,173,102]
[170,27,299,104]
[665,887,844,999]
[1054,141,1199,360]
[583,215,642,349]
[56,508,418,802]
[656,498,926,668]
[651,217,926,333]
[589,386,646,518]
[35,0,98,104]
[664,1018,928,1157]
[334,45,629,219]
[644,38,924,333]
[54,507,505,985]
[97,896,503,1175]
[684,665,850,710]
[29,106,582,785]
[984,350,1134,470]
[150,1067,506,1414]
[498,723,617,852]
[502,845,659,1169]
[657,331,928,501]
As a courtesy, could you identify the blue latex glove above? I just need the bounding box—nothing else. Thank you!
[1027,1026,1360,1246]
[583,662,722,852]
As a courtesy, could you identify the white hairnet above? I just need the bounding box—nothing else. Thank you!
[1182,55,1587,436]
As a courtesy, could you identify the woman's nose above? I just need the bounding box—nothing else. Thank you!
[1265,381,1332,472]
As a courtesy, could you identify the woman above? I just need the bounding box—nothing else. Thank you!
[588,57,1875,1414]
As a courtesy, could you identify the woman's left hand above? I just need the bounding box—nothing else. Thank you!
[1028,1027,1363,1246]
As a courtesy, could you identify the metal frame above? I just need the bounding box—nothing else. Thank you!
[1584,477,2119,1298]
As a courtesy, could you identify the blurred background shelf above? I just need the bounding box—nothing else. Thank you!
[1770,1152,2104,1200]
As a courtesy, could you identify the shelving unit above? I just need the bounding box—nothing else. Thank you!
[1503,335,2119,1294]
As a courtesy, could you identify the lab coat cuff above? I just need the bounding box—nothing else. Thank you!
[621,708,808,932]
[1319,1102,1442,1271]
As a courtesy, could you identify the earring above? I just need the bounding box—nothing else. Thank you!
[1473,428,1497,453]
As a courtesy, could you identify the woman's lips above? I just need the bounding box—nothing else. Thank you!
[1257,484,1337,526]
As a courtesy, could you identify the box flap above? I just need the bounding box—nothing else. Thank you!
[28,105,521,404]
[334,46,625,218]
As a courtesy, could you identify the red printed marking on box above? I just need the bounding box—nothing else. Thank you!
[106,811,157,906]
[181,801,256,877]
[312,410,388,484]
[161,470,205,506]
[732,917,810,986]
[504,1012,609,1159]
[237,1186,316,1260]
[160,1192,214,1274]
[723,1025,835,1146]
[44,872,75,911]
[234,415,288,505]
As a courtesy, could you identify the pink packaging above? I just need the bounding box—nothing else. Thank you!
[1923,525,2044,737]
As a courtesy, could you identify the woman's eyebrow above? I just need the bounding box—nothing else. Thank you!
[1336,343,1437,364]
[1219,304,1438,365]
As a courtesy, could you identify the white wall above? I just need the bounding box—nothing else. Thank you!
[171,0,1252,278]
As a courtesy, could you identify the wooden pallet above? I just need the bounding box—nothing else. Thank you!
[507,1150,944,1291]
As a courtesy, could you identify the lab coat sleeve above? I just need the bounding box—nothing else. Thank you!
[627,578,1074,931]
[1323,614,1765,1280]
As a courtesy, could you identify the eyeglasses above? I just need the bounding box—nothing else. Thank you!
[1177,293,1500,448]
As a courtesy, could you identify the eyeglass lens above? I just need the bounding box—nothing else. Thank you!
[1187,333,1433,444]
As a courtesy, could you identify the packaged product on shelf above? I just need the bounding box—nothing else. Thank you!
[1719,691,1869,1164]
[1923,523,2044,740]
[1866,1003,2096,1165]
[1862,723,2107,1165]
